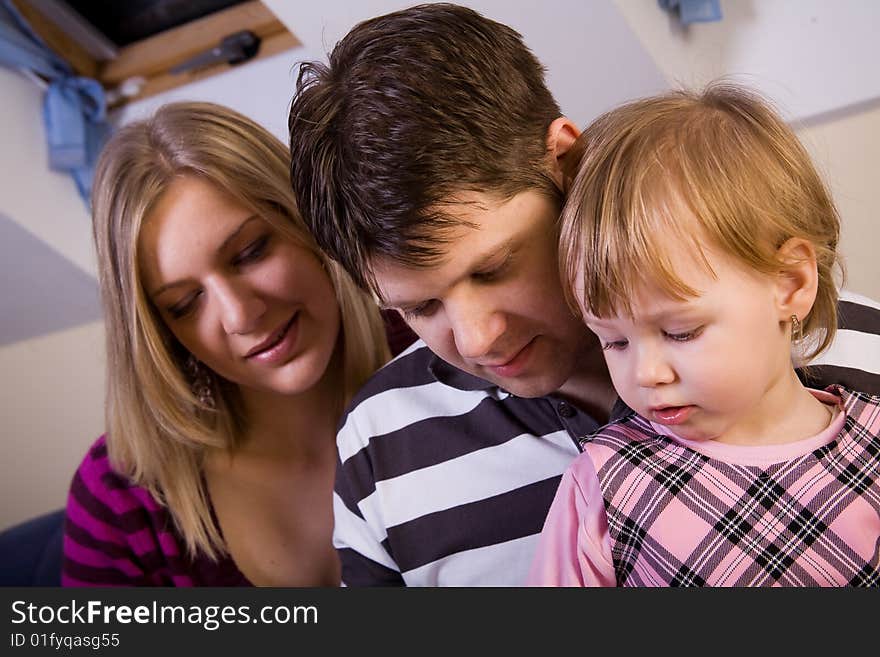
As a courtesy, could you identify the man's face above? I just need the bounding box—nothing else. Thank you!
[373,190,593,398]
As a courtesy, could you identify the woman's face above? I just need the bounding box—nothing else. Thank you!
[138,175,341,398]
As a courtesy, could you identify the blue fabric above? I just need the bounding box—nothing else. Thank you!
[658,0,723,24]
[0,1,67,77]
[0,0,109,205]
[44,76,109,200]
[0,509,64,586]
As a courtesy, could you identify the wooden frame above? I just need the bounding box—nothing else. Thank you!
[11,1,300,107]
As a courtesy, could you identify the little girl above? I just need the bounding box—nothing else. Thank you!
[529,83,880,586]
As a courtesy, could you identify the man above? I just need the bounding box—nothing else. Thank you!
[289,3,880,585]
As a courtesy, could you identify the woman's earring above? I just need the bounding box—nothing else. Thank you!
[185,354,216,409]
[790,314,803,342]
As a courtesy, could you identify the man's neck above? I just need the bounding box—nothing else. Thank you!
[556,333,616,424]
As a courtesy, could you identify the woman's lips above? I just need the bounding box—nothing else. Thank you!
[246,313,299,363]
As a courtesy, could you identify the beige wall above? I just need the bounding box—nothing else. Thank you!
[614,0,880,301]
[797,104,880,301]
[0,68,106,530]
[0,322,105,529]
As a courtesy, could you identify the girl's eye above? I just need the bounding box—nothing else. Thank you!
[168,292,201,319]
[664,327,703,342]
[401,299,439,321]
[601,339,629,351]
[233,235,270,266]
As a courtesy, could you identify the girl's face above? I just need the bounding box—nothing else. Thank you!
[138,176,341,399]
[576,242,796,445]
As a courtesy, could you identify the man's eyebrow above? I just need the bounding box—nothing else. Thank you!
[470,239,516,271]
[379,239,517,310]
[150,214,260,297]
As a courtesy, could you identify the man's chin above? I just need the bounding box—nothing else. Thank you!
[484,371,566,399]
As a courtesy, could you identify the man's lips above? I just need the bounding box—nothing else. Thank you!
[245,313,298,359]
[480,338,536,378]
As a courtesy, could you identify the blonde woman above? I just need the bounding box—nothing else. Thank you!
[62,102,392,586]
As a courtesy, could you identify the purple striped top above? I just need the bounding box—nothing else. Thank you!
[62,436,250,587]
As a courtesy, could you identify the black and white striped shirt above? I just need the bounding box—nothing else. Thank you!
[333,291,880,586]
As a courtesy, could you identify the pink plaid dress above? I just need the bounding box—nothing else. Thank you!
[529,386,880,586]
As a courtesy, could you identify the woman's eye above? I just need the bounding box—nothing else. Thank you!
[168,292,200,319]
[401,299,439,320]
[601,339,629,351]
[233,235,270,266]
[665,327,703,342]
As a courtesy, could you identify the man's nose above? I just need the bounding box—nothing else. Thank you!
[447,293,506,361]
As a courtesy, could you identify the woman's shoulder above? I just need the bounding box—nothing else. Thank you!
[70,435,164,518]
[64,436,202,586]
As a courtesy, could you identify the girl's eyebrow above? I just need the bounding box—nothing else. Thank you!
[586,300,704,326]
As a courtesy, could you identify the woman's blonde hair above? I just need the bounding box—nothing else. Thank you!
[92,101,390,559]
[560,82,842,361]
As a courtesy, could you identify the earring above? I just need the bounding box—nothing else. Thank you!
[790,314,803,342]
[185,354,216,409]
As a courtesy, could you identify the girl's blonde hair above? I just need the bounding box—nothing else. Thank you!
[92,101,390,559]
[560,82,842,361]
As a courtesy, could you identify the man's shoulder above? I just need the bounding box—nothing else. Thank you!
[805,291,880,395]
[348,340,440,407]
[838,290,880,331]
[338,341,509,443]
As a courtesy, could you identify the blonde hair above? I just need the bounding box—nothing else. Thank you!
[92,102,390,559]
[560,82,841,361]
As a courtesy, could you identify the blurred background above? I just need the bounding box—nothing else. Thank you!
[2,0,879,530]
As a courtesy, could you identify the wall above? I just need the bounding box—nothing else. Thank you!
[797,101,880,300]
[0,67,105,529]
[614,0,880,300]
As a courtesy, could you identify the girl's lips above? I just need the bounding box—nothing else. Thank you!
[246,313,299,362]
[650,405,695,425]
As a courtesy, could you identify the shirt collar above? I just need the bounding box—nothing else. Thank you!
[427,352,631,424]
[428,354,497,391]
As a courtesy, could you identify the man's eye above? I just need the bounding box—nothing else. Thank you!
[401,300,439,320]
[601,339,629,351]
[233,235,270,266]
[472,257,512,283]
[664,327,703,342]
[473,267,502,282]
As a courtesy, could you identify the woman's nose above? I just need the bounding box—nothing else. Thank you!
[215,279,266,335]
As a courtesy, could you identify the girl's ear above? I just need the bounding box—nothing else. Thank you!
[774,237,819,326]
[545,117,581,193]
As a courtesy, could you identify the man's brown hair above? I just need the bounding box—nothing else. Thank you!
[289,3,561,292]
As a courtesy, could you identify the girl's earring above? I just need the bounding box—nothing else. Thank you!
[186,354,216,409]
[790,314,803,342]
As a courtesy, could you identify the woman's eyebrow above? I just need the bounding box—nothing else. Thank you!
[150,214,260,297]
